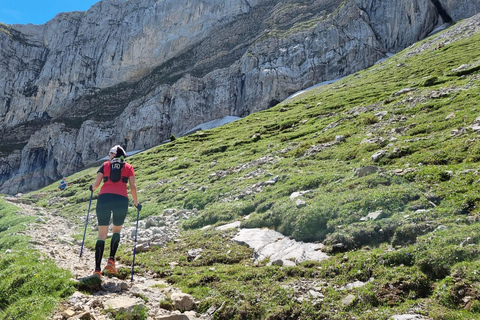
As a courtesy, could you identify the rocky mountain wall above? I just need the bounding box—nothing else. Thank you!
[1,0,479,194]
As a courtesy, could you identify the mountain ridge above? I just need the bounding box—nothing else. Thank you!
[2,0,479,194]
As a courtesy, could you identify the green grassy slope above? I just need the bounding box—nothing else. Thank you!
[12,17,480,319]
[0,199,75,319]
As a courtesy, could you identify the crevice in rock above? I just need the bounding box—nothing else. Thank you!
[430,0,453,23]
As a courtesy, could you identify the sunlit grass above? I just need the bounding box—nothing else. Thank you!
[0,199,76,319]
[11,22,480,319]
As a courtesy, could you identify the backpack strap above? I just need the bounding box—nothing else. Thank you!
[103,161,111,182]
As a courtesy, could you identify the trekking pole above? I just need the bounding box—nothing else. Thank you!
[131,205,141,281]
[79,190,93,258]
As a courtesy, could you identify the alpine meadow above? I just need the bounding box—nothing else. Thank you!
[2,12,480,320]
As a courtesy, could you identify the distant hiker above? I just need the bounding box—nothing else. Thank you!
[88,145,141,278]
[58,178,67,190]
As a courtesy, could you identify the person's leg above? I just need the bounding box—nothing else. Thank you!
[109,230,121,260]
[94,238,105,272]
[104,196,128,273]
[95,195,112,274]
[108,196,128,259]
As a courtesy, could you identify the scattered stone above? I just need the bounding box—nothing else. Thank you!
[393,88,415,96]
[62,309,76,318]
[171,292,196,311]
[156,315,190,320]
[371,150,387,162]
[354,165,382,177]
[215,221,241,230]
[308,290,325,299]
[360,210,384,221]
[290,190,311,199]
[435,225,448,232]
[361,137,386,145]
[135,242,151,252]
[295,199,306,208]
[71,312,95,320]
[445,112,455,120]
[375,111,388,119]
[271,259,284,266]
[76,275,102,292]
[470,124,480,132]
[340,281,367,290]
[187,248,203,261]
[335,135,346,142]
[264,176,279,185]
[391,315,425,320]
[104,297,145,314]
[341,294,356,306]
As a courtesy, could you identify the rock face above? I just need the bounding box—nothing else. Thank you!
[0,0,479,193]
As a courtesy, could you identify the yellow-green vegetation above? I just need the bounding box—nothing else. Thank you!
[10,21,480,319]
[0,199,76,319]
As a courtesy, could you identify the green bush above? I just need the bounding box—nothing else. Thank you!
[183,191,213,210]
[358,113,379,125]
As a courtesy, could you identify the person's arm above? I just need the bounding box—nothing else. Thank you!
[128,176,139,207]
[91,172,104,191]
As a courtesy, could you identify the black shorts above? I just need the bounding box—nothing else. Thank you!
[96,193,128,226]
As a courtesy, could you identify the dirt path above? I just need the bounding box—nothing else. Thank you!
[5,197,206,320]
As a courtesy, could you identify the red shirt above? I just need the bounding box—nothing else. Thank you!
[98,161,135,198]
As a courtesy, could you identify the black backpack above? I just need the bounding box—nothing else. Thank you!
[103,159,127,183]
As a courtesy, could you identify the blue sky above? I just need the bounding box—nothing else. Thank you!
[0,0,100,25]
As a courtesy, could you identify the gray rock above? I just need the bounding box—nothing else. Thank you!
[232,228,329,265]
[354,165,381,177]
[187,248,203,260]
[340,281,367,290]
[70,312,95,320]
[2,1,480,193]
[371,150,387,162]
[391,315,425,320]
[341,294,356,306]
[156,315,191,320]
[171,292,196,311]
[104,297,145,314]
[215,221,241,230]
[295,199,307,208]
[308,290,325,299]
[360,210,384,221]
[290,190,311,200]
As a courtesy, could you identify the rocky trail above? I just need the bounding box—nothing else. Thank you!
[5,198,207,320]
[4,195,431,320]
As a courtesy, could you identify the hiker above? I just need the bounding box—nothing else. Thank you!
[88,145,141,277]
[58,178,67,190]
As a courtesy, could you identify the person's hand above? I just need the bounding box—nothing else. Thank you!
[89,184,93,192]
[136,203,142,211]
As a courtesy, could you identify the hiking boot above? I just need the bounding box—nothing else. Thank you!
[104,258,118,274]
[93,270,102,278]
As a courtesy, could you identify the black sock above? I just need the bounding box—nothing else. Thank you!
[109,232,121,260]
[95,239,105,271]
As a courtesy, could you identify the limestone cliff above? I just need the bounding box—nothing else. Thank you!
[0,0,479,193]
